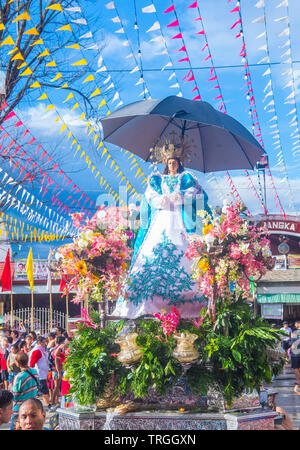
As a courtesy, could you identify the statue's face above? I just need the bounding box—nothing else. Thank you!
[168,158,179,174]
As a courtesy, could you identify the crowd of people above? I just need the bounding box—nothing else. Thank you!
[0,326,72,430]
[279,319,300,395]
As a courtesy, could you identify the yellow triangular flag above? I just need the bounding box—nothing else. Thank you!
[45,104,55,110]
[30,38,44,46]
[98,99,106,109]
[57,24,72,32]
[38,93,48,100]
[11,51,24,61]
[17,62,27,69]
[46,60,56,67]
[25,247,34,291]
[65,43,80,50]
[63,92,74,102]
[46,3,63,12]
[24,27,39,35]
[19,67,33,76]
[90,88,101,98]
[71,59,87,66]
[71,103,79,110]
[37,48,50,58]
[0,24,5,31]
[12,11,31,22]
[83,74,95,83]
[1,35,15,46]
[60,124,67,134]
[50,73,62,82]
[30,81,41,88]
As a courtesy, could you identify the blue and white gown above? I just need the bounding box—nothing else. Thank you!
[112,170,210,319]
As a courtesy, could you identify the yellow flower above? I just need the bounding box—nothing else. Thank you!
[198,259,210,272]
[203,224,213,235]
[75,260,87,275]
[91,273,100,283]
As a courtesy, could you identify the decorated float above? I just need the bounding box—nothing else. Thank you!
[53,200,286,431]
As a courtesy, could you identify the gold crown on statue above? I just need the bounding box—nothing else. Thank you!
[149,131,196,165]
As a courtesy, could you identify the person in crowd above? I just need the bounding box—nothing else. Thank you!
[29,335,50,409]
[0,336,10,390]
[29,331,38,347]
[46,332,57,407]
[50,335,66,411]
[11,330,21,348]
[7,343,21,386]
[17,398,47,431]
[290,320,300,395]
[280,321,292,360]
[24,334,33,353]
[55,327,65,337]
[0,390,13,427]
[11,351,39,430]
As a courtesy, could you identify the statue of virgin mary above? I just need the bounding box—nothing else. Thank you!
[112,133,211,319]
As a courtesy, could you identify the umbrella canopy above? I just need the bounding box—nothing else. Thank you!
[100,96,265,173]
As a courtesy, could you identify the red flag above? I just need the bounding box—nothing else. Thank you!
[1,250,12,292]
[59,275,67,293]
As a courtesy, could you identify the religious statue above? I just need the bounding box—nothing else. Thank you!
[112,132,211,319]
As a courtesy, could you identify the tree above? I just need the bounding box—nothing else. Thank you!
[0,0,114,218]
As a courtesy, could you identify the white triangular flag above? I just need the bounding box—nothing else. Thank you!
[168,72,176,80]
[150,35,165,43]
[258,56,270,64]
[130,66,139,74]
[258,44,267,51]
[161,62,172,71]
[71,18,87,25]
[106,2,116,9]
[255,0,264,7]
[115,27,125,33]
[279,39,290,48]
[252,16,265,23]
[123,40,130,46]
[112,92,120,102]
[79,31,92,39]
[170,83,179,88]
[142,4,156,13]
[262,68,271,76]
[274,16,289,22]
[136,77,144,85]
[256,31,266,39]
[146,21,160,32]
[111,16,121,23]
[277,28,289,37]
[276,0,288,6]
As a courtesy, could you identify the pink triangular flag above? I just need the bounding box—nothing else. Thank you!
[178,57,189,62]
[163,5,175,13]
[167,19,179,27]
[171,33,183,39]
[187,1,198,8]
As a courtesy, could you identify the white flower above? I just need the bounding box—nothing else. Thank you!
[239,243,249,254]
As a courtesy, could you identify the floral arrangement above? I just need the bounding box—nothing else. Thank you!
[53,206,134,304]
[186,201,275,316]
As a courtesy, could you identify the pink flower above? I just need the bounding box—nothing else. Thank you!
[154,306,181,336]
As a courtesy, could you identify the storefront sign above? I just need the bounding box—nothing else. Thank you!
[261,303,283,320]
[262,219,300,237]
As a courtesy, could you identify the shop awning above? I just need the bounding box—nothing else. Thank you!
[257,293,300,304]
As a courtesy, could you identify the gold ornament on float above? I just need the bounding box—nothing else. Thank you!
[115,332,143,366]
[172,333,199,364]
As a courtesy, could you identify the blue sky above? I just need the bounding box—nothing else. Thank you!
[1,0,300,258]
